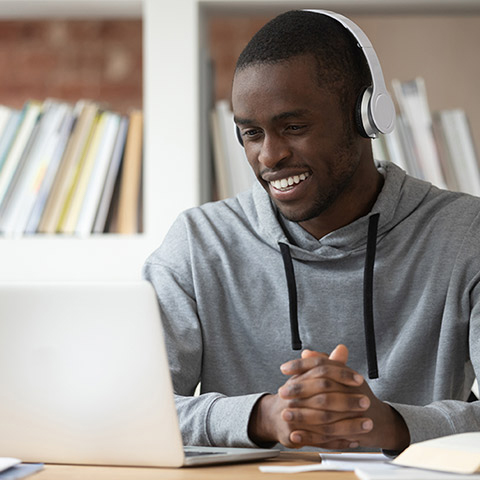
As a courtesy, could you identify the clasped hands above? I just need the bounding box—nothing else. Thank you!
[249,344,410,451]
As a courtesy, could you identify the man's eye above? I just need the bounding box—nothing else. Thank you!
[287,125,305,131]
[244,129,260,138]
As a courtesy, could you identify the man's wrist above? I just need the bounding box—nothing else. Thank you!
[382,404,410,452]
[248,393,278,447]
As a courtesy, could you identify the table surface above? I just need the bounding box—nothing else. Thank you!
[33,452,357,480]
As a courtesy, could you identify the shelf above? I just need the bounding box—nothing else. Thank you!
[0,0,142,18]
[199,0,480,15]
[0,235,158,281]
[0,0,478,281]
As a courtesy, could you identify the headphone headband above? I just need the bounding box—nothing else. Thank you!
[305,9,395,137]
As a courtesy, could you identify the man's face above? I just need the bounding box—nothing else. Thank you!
[232,55,365,228]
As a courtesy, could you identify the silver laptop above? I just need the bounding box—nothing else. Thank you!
[0,281,279,467]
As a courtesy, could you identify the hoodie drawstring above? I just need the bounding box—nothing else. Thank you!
[363,213,380,379]
[278,213,381,379]
[279,242,302,350]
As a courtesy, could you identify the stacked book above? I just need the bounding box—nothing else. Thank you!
[0,99,143,236]
[373,77,480,196]
[210,99,256,200]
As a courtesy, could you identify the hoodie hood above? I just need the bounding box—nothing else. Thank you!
[248,161,432,261]
[243,161,434,378]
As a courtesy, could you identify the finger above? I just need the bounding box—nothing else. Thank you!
[282,391,371,412]
[281,407,360,426]
[317,439,359,450]
[289,417,374,446]
[281,357,364,387]
[279,376,355,398]
[328,344,348,364]
[301,349,328,359]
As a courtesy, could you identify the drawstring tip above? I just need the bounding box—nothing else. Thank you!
[368,369,379,380]
[292,341,302,351]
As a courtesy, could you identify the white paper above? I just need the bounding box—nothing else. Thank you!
[260,452,480,478]
[259,452,390,473]
[355,466,480,480]
[0,458,20,473]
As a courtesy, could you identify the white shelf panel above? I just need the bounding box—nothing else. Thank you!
[0,235,162,281]
[199,0,480,14]
[0,0,142,18]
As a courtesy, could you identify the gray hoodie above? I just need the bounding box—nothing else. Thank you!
[143,161,480,449]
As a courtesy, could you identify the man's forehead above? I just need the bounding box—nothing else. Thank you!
[232,62,334,121]
[234,109,312,126]
[234,56,319,86]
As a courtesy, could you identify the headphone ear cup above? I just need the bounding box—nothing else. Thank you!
[355,86,374,138]
[236,125,244,147]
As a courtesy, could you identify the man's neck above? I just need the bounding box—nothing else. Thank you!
[299,164,384,240]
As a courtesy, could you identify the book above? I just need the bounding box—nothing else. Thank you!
[0,101,73,236]
[213,100,255,198]
[37,101,98,233]
[0,110,22,174]
[210,106,231,200]
[75,111,121,236]
[58,111,103,234]
[116,109,143,234]
[93,115,129,234]
[0,101,42,213]
[431,111,460,193]
[0,106,12,147]
[24,105,76,234]
[393,432,480,474]
[392,78,446,189]
[433,109,480,196]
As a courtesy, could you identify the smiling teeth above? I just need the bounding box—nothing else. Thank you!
[270,172,310,191]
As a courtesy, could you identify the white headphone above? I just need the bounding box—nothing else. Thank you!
[305,9,395,138]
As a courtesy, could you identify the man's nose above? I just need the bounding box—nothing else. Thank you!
[258,133,290,169]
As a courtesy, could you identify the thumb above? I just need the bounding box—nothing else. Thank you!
[328,344,349,365]
[301,349,328,359]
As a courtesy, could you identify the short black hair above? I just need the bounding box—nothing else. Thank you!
[235,10,371,116]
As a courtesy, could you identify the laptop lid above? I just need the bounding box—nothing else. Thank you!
[0,281,277,467]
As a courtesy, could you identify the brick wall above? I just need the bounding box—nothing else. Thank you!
[0,19,142,114]
[208,14,480,152]
[208,15,269,103]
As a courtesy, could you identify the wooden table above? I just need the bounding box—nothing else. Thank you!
[33,452,357,479]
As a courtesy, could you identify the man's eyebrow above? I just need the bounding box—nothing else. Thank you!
[234,109,310,126]
[233,116,254,126]
[272,109,310,121]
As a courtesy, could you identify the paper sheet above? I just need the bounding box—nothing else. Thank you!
[355,466,480,480]
[259,451,480,479]
[259,452,390,473]
[0,460,20,474]
[0,463,44,480]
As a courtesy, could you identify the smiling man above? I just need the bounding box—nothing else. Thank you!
[144,10,480,453]
[232,54,383,239]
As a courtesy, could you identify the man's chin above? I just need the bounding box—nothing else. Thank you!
[277,206,319,224]
[275,198,334,224]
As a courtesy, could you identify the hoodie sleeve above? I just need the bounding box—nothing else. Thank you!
[387,399,480,447]
[388,266,480,447]
[142,213,265,448]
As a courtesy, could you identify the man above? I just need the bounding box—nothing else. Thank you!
[143,10,480,452]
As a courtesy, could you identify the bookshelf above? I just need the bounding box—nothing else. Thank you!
[0,0,479,281]
[0,0,199,281]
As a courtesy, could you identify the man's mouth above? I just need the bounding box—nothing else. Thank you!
[269,172,310,191]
